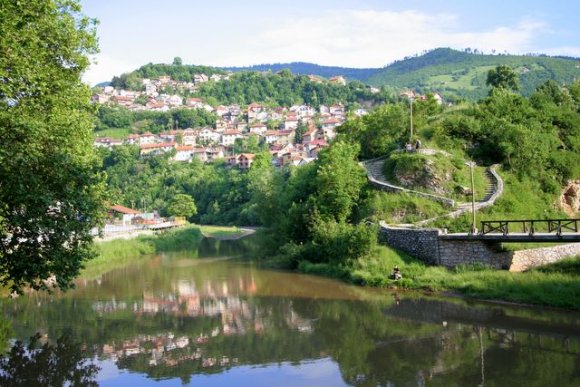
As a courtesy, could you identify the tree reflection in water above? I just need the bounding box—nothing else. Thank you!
[0,333,100,387]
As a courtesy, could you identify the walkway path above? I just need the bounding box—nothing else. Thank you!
[362,152,503,227]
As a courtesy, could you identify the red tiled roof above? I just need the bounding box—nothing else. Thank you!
[110,205,140,215]
[140,142,175,149]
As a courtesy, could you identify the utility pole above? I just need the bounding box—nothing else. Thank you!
[466,161,477,234]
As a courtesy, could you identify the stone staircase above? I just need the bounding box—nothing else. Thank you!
[361,156,503,226]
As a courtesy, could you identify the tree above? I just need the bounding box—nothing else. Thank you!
[167,194,197,218]
[486,65,520,91]
[0,0,106,293]
[172,56,183,66]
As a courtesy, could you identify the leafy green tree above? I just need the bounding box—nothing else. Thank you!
[294,121,308,144]
[111,72,143,90]
[167,194,197,218]
[486,65,519,91]
[314,142,367,223]
[0,0,106,293]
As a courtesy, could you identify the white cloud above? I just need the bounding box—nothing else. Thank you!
[82,55,142,86]
[205,10,547,67]
[542,46,580,58]
[83,9,551,79]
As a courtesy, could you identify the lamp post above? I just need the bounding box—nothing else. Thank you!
[466,161,477,234]
[409,96,414,142]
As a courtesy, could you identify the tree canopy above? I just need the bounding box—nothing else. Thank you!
[0,0,105,293]
[486,65,520,91]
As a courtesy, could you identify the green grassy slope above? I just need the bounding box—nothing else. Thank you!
[368,48,580,100]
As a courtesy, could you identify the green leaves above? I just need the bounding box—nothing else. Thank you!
[0,0,105,293]
[167,194,197,218]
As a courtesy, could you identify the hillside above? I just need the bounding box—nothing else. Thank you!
[106,48,579,102]
[224,62,378,82]
[367,48,580,100]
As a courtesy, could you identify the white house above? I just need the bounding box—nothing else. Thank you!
[173,145,195,162]
[221,130,242,146]
[182,128,197,146]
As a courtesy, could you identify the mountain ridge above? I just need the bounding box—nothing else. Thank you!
[105,48,580,101]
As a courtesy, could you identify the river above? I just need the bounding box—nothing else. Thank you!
[1,237,579,386]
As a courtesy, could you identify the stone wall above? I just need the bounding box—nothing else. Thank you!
[509,243,580,272]
[438,240,511,269]
[379,223,440,264]
[378,223,579,270]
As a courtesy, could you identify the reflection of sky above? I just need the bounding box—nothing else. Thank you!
[97,358,346,387]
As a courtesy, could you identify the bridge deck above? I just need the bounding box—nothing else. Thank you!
[440,232,580,243]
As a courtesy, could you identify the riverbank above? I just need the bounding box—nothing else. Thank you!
[299,245,580,310]
[198,225,256,240]
[82,225,203,279]
[96,224,254,243]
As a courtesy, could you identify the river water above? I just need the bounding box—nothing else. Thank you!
[1,237,579,386]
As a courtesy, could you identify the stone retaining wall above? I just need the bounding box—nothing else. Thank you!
[509,243,580,272]
[379,223,440,264]
[379,222,579,270]
[438,240,511,269]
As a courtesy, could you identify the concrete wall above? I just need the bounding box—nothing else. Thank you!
[509,243,580,272]
[379,222,579,270]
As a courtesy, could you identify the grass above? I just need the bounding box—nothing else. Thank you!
[431,168,568,233]
[382,151,488,201]
[360,190,449,224]
[94,127,132,139]
[315,245,580,310]
[82,225,202,279]
[197,224,247,239]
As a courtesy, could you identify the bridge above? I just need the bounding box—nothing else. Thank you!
[440,218,580,243]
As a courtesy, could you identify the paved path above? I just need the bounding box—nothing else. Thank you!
[362,153,503,226]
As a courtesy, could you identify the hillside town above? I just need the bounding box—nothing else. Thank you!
[92,74,363,167]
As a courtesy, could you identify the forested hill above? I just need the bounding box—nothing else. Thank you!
[107,48,579,102]
[224,62,378,82]
[367,48,580,100]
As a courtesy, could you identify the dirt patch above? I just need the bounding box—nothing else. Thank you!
[560,180,580,216]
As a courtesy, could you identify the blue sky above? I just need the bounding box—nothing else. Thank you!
[81,0,580,85]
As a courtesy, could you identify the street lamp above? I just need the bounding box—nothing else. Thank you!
[465,161,477,234]
[409,96,414,142]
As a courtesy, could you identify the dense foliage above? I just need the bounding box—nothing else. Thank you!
[0,0,106,293]
[99,147,260,226]
[111,59,226,89]
[109,64,395,108]
[195,71,394,107]
[95,105,216,133]
[225,61,378,81]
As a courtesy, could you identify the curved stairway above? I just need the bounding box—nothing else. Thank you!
[362,155,503,226]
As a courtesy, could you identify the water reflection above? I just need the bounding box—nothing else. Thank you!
[1,237,579,386]
[0,333,100,386]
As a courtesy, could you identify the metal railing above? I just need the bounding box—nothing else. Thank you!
[480,219,579,236]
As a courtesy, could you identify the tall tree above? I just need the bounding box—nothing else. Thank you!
[0,0,105,293]
[486,65,520,91]
[167,194,197,218]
